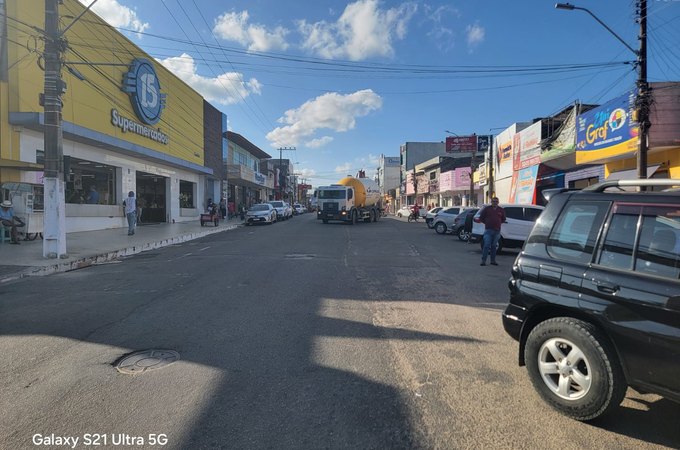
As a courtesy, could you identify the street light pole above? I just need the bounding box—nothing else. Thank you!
[555,2,649,180]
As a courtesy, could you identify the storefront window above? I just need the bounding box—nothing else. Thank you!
[180,181,195,208]
[65,157,116,205]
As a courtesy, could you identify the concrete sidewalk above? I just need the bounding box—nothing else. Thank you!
[0,217,243,283]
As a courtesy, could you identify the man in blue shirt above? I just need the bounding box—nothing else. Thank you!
[0,200,25,244]
[86,185,100,204]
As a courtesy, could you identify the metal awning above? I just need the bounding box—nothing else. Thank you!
[0,158,44,171]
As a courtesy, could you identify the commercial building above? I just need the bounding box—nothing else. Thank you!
[225,131,272,210]
[1,0,224,232]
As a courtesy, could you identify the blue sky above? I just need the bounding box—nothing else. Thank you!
[78,0,680,187]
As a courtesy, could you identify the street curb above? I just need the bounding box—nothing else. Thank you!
[0,223,240,283]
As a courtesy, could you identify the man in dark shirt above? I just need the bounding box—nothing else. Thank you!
[479,197,506,266]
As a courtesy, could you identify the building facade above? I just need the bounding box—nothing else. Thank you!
[1,0,220,231]
[225,132,272,210]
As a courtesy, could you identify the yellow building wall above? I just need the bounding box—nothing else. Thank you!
[7,0,204,165]
[604,148,680,178]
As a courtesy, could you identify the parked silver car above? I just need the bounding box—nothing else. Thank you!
[268,201,291,220]
[431,206,473,235]
[425,207,444,228]
[245,203,276,225]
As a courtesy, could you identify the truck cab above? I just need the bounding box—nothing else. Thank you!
[317,185,354,223]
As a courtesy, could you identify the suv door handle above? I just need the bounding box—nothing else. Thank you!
[592,279,620,294]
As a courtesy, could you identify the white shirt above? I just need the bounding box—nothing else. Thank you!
[124,196,136,214]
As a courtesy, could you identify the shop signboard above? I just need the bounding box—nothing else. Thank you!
[514,121,542,170]
[439,170,455,191]
[384,157,400,166]
[453,167,471,189]
[446,135,477,153]
[477,135,491,153]
[576,90,639,164]
[495,127,515,179]
[509,164,539,204]
[254,172,266,185]
[478,162,487,186]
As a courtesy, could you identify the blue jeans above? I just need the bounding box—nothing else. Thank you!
[126,211,137,234]
[481,229,501,263]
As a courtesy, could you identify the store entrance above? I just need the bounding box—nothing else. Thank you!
[136,172,167,223]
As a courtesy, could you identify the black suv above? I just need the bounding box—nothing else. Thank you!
[503,179,680,421]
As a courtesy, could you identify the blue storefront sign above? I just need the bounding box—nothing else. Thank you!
[576,91,638,156]
[122,58,167,125]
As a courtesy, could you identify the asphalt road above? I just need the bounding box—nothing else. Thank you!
[0,214,678,449]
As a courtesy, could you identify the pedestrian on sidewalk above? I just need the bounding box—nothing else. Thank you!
[219,197,227,219]
[0,200,25,244]
[480,197,505,266]
[123,191,137,235]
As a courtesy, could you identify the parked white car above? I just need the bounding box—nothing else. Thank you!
[268,201,291,220]
[397,205,427,218]
[425,207,444,228]
[471,204,544,254]
[245,203,277,225]
[293,203,307,214]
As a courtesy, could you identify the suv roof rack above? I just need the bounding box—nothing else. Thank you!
[583,179,680,193]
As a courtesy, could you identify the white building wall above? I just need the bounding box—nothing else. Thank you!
[19,129,205,232]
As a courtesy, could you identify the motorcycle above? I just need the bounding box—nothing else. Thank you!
[407,211,420,222]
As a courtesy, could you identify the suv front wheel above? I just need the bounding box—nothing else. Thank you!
[524,317,626,421]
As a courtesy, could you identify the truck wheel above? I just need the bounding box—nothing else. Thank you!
[351,211,357,225]
[525,318,626,421]
[374,209,379,221]
[365,210,372,223]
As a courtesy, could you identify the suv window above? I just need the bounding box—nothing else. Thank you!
[443,208,459,215]
[635,205,680,279]
[598,212,638,270]
[547,202,609,263]
[505,207,523,220]
[524,207,543,222]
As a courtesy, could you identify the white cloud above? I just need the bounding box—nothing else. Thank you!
[423,5,458,52]
[466,22,485,48]
[298,0,417,61]
[213,10,289,52]
[305,136,334,148]
[266,89,382,148]
[335,162,351,173]
[360,153,380,168]
[158,53,261,105]
[298,168,317,178]
[78,0,149,34]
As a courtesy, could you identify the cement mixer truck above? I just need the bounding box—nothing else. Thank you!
[316,176,382,224]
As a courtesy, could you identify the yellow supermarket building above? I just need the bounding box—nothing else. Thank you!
[1,0,225,232]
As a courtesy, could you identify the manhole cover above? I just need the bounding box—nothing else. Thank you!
[115,349,180,375]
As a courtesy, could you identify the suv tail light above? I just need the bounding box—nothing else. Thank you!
[473,217,481,223]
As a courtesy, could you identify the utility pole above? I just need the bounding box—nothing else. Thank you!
[636,0,649,180]
[43,0,67,259]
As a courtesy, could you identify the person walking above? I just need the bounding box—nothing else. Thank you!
[123,191,137,235]
[219,197,227,219]
[86,185,99,204]
[0,200,25,244]
[480,197,505,266]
